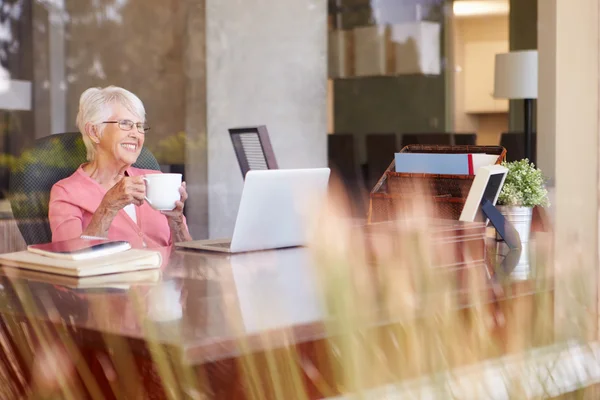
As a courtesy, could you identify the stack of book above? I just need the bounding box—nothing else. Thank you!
[0,237,162,288]
[394,153,499,175]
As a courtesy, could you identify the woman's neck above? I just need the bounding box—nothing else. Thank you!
[84,157,129,187]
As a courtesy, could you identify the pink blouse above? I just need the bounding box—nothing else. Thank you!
[49,165,186,248]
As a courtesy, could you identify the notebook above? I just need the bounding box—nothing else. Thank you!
[0,249,162,277]
[27,238,131,261]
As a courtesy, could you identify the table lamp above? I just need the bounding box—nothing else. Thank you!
[494,50,538,163]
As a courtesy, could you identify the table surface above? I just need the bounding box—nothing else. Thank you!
[0,231,550,367]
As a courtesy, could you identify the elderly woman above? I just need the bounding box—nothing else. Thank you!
[49,86,192,248]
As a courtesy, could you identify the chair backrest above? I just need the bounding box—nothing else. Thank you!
[400,133,452,148]
[454,133,477,146]
[328,133,359,183]
[366,133,398,189]
[8,132,160,245]
[500,132,537,162]
[229,125,278,178]
[328,133,368,217]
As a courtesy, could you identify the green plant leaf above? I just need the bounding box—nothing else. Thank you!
[497,159,550,207]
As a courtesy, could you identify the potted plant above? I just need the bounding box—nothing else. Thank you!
[496,159,549,243]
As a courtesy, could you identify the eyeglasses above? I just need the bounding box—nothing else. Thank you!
[101,119,150,134]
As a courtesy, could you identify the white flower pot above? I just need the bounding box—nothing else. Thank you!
[496,205,533,243]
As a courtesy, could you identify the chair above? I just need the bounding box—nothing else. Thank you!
[328,133,360,184]
[8,132,160,245]
[229,125,278,178]
[454,133,477,146]
[500,132,537,162]
[400,133,452,148]
[366,133,398,189]
[328,133,368,216]
[0,166,8,199]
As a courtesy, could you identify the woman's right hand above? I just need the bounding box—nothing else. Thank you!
[99,175,146,213]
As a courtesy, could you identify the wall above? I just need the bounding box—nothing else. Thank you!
[477,114,509,145]
[453,15,509,145]
[538,0,599,334]
[183,0,209,239]
[205,0,328,238]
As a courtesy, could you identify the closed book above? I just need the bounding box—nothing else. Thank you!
[27,238,131,261]
[0,249,162,277]
[394,153,498,175]
[0,267,161,290]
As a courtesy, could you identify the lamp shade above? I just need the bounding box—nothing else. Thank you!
[494,50,538,99]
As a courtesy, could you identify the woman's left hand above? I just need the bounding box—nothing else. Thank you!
[161,181,188,225]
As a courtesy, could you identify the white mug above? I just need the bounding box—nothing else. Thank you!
[143,173,182,211]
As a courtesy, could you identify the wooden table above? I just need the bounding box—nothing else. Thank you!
[0,227,553,399]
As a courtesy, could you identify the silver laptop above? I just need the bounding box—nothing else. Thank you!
[176,168,331,253]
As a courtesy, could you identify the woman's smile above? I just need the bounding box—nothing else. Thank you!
[120,142,139,152]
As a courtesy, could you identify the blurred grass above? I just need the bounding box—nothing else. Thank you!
[0,182,596,399]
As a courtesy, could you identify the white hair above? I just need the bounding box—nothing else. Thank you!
[76,86,146,161]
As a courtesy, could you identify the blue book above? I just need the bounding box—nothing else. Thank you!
[394,153,498,175]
